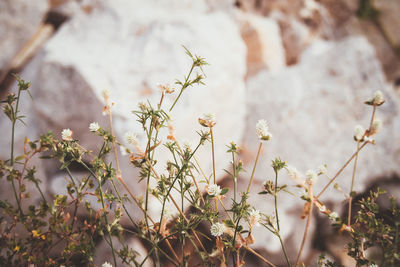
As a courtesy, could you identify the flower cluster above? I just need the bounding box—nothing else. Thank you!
[256,119,272,141]
[198,112,216,127]
[210,222,225,237]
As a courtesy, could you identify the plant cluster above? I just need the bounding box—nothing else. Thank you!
[0,50,398,267]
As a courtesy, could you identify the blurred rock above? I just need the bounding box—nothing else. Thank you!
[26,0,247,219]
[0,0,48,76]
[235,12,286,77]
[241,36,400,264]
[374,0,400,49]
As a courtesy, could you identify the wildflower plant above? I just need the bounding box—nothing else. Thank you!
[0,49,398,267]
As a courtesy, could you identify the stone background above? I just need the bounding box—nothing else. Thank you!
[1,0,399,266]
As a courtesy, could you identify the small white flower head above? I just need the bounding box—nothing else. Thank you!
[354,125,365,141]
[305,169,318,185]
[124,131,138,145]
[318,164,327,175]
[102,262,113,267]
[210,222,225,237]
[370,119,382,135]
[207,183,222,196]
[368,263,378,267]
[248,208,261,227]
[286,166,305,187]
[102,89,111,100]
[328,211,339,222]
[61,129,73,141]
[256,120,272,141]
[183,140,192,152]
[199,113,216,127]
[372,90,385,106]
[366,90,385,106]
[158,83,175,94]
[89,122,100,132]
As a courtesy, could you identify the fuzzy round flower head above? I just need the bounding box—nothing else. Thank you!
[318,164,327,175]
[286,165,305,187]
[248,208,261,227]
[210,222,225,237]
[61,129,73,141]
[328,211,339,222]
[89,122,100,132]
[102,89,111,100]
[158,83,175,94]
[102,262,113,267]
[199,113,216,127]
[183,140,192,152]
[207,183,222,196]
[124,131,138,145]
[354,125,365,141]
[370,119,382,136]
[256,119,272,141]
[305,169,318,185]
[372,90,385,106]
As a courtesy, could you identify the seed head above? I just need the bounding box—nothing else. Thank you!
[256,120,272,141]
[354,125,365,141]
[207,183,221,196]
[210,222,225,237]
[199,113,216,127]
[89,122,100,132]
[305,169,318,185]
[61,129,73,141]
[124,131,138,145]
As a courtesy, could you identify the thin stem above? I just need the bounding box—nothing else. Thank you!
[273,170,291,267]
[10,88,24,217]
[246,142,263,194]
[169,64,195,112]
[232,151,237,204]
[348,141,360,226]
[295,185,314,267]
[81,162,117,266]
[316,141,367,198]
[243,246,276,267]
[210,127,218,212]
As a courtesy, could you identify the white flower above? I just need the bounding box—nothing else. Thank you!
[368,263,378,267]
[328,211,339,221]
[210,222,225,237]
[256,120,272,141]
[354,125,365,141]
[207,184,221,196]
[318,164,327,175]
[248,208,261,226]
[370,119,382,135]
[372,90,385,105]
[102,89,111,100]
[89,122,100,132]
[61,129,73,141]
[183,140,192,152]
[102,262,113,267]
[199,113,216,127]
[124,131,138,145]
[287,166,305,187]
[305,169,318,185]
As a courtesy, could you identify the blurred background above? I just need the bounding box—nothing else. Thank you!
[1,0,399,266]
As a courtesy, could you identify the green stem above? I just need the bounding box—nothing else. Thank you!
[10,88,24,217]
[80,162,117,267]
[169,64,195,112]
[246,142,263,194]
[273,170,291,266]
